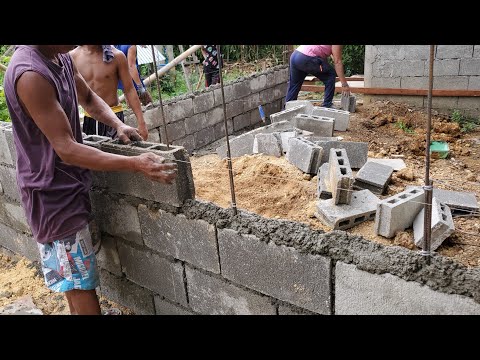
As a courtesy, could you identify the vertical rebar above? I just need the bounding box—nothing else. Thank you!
[421,45,435,260]
[216,45,238,215]
[151,45,170,149]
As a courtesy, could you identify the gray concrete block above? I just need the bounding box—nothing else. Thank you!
[0,222,38,262]
[160,120,186,142]
[266,71,276,87]
[0,125,14,166]
[371,77,401,88]
[0,165,21,203]
[278,131,299,154]
[275,67,289,84]
[434,76,469,90]
[294,114,335,137]
[96,236,122,276]
[232,80,251,99]
[216,121,293,159]
[313,140,368,169]
[214,85,234,106]
[213,119,234,140]
[270,105,307,124]
[99,269,155,315]
[335,262,480,315]
[154,296,194,315]
[253,133,282,157]
[328,148,354,205]
[374,188,425,238]
[147,129,160,143]
[233,113,251,132]
[286,137,323,174]
[194,126,215,149]
[243,93,261,111]
[273,84,286,100]
[315,190,379,230]
[138,205,220,273]
[475,45,480,58]
[430,59,460,76]
[340,94,356,112]
[0,296,43,315]
[317,163,332,200]
[367,158,406,171]
[0,197,31,234]
[185,266,276,315]
[90,192,142,245]
[401,76,429,89]
[172,135,195,155]
[468,76,480,90]
[117,242,187,305]
[278,305,316,315]
[226,100,244,119]
[436,45,474,59]
[372,60,394,77]
[249,75,267,92]
[218,228,331,314]
[311,107,350,132]
[143,107,163,130]
[185,113,207,135]
[193,91,215,114]
[164,98,194,123]
[354,161,393,195]
[406,186,479,213]
[285,100,313,114]
[403,45,430,60]
[413,197,455,251]
[459,58,480,76]
[205,106,224,127]
[391,60,426,77]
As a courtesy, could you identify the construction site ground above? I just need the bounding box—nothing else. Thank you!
[1,96,479,315]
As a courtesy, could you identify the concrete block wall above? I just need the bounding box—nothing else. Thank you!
[1,122,480,314]
[364,45,480,116]
[124,65,289,154]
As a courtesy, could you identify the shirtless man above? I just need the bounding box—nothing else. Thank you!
[70,45,148,140]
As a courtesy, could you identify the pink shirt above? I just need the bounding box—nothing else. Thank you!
[297,45,332,59]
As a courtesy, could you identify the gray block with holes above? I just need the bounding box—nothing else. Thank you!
[286,137,323,174]
[315,190,379,230]
[293,114,335,137]
[374,188,425,238]
[328,148,354,205]
[413,197,455,251]
[353,161,394,195]
[317,163,332,199]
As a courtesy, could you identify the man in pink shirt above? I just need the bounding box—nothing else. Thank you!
[285,45,350,108]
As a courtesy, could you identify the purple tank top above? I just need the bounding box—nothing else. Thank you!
[3,46,92,244]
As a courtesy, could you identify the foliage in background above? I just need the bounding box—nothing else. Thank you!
[341,45,365,76]
[450,109,480,133]
[0,45,11,122]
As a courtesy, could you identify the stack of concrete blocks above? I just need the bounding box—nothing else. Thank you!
[278,130,300,154]
[353,162,394,195]
[253,133,283,157]
[327,149,354,205]
[374,188,425,238]
[87,138,195,208]
[293,114,335,137]
[312,107,350,131]
[216,120,293,159]
[313,139,368,169]
[413,198,455,251]
[285,137,323,174]
[341,94,356,113]
[315,189,380,230]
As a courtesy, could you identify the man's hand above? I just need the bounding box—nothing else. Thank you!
[341,83,351,96]
[135,153,178,184]
[116,124,143,144]
[138,123,149,141]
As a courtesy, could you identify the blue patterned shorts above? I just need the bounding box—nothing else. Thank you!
[37,224,100,292]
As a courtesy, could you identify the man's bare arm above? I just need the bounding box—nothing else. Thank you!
[331,45,350,96]
[127,45,143,86]
[16,71,176,183]
[117,51,148,140]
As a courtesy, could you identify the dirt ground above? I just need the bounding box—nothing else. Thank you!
[0,252,133,315]
[191,100,480,267]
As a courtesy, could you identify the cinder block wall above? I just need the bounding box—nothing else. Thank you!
[364,45,480,116]
[124,65,290,154]
[2,123,480,315]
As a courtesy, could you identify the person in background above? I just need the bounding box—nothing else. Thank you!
[3,45,177,315]
[115,45,153,106]
[285,45,350,108]
[70,45,148,140]
[201,45,220,87]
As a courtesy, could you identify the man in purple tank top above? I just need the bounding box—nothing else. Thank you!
[3,45,178,315]
[285,45,351,108]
